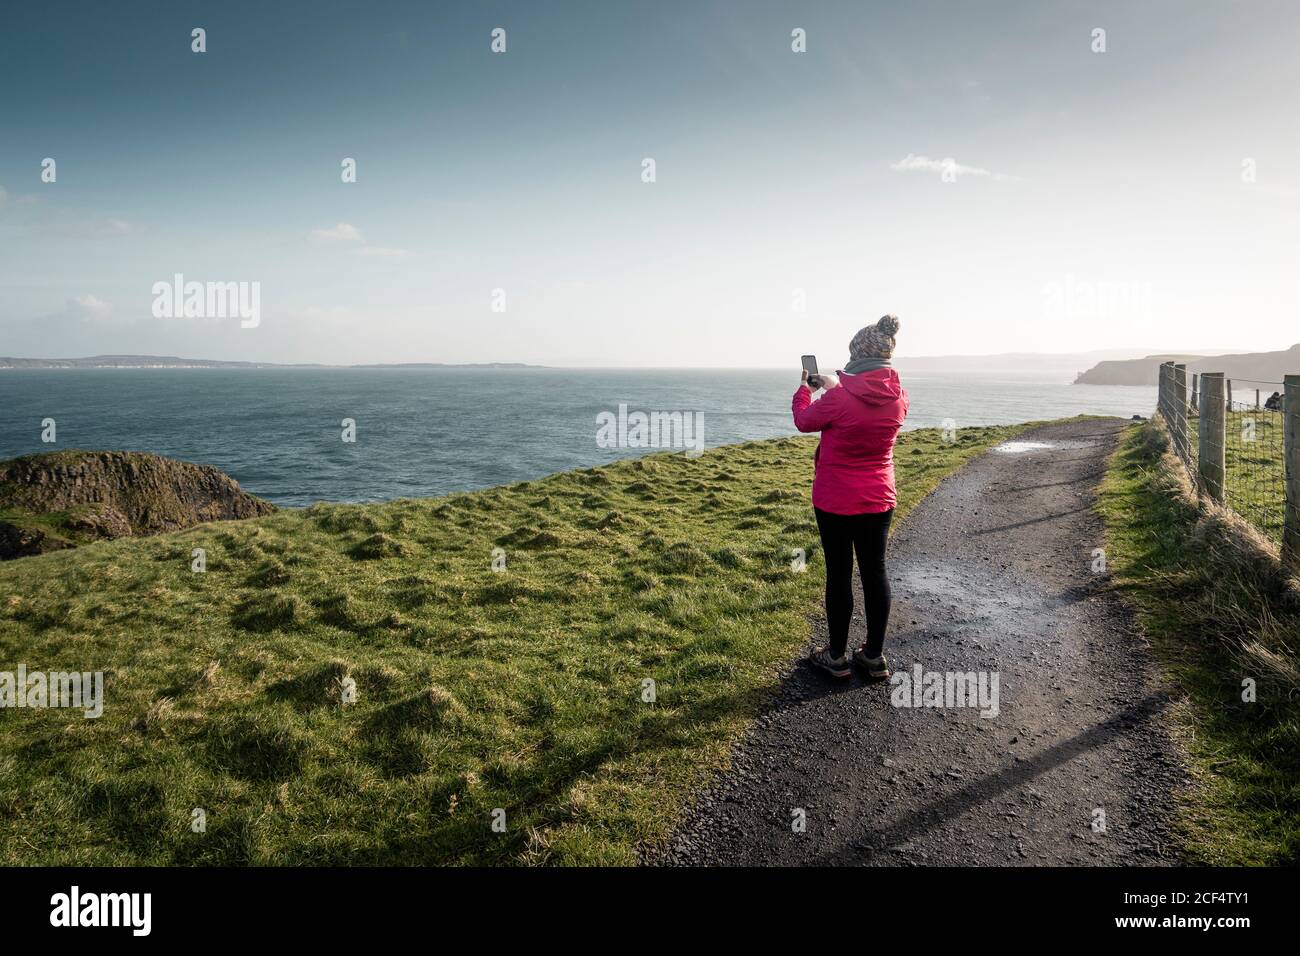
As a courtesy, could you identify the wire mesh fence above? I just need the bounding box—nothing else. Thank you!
[1195,390,1288,543]
[1224,395,1287,542]
[1157,363,1196,479]
[1157,365,1290,547]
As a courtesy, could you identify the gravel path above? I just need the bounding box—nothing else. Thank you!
[661,418,1186,866]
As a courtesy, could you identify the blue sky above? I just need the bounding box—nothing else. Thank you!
[2,0,1298,365]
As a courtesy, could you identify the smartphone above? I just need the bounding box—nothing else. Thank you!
[801,354,822,388]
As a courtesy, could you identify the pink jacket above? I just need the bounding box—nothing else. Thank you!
[791,368,909,515]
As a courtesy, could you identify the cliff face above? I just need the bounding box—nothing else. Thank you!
[1074,344,1300,386]
[0,451,275,559]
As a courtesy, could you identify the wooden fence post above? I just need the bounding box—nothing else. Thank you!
[1198,372,1226,502]
[1191,372,1199,411]
[1283,374,1300,573]
[1226,378,1233,411]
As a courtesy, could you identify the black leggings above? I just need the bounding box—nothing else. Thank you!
[814,507,894,658]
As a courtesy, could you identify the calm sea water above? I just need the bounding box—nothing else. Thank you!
[0,368,1155,507]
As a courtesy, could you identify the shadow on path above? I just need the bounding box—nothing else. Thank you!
[811,693,1172,864]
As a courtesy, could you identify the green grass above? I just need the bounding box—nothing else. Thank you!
[0,424,1029,865]
[0,506,97,551]
[1097,420,1300,864]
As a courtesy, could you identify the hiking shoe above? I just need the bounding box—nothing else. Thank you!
[809,647,851,678]
[853,650,891,680]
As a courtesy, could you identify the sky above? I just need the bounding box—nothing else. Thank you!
[2,0,1299,367]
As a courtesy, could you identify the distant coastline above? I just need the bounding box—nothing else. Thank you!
[0,348,1223,372]
[7,346,1293,380]
[0,355,545,370]
[1072,343,1300,387]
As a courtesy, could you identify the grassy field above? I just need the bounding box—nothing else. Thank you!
[1097,420,1300,864]
[0,423,1028,865]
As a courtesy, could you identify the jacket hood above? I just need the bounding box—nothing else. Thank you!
[839,367,903,406]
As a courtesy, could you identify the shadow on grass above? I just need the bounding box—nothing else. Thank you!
[1097,421,1300,864]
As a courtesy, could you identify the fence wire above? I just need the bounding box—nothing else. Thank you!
[1224,394,1287,543]
[1159,372,1287,545]
[1157,366,1196,481]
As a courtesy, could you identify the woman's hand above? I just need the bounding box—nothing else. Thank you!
[801,369,811,388]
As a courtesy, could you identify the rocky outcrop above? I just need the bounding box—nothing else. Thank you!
[0,451,275,560]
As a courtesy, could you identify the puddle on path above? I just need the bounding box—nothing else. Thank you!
[992,439,1098,454]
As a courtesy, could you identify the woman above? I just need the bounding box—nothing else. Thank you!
[791,315,909,679]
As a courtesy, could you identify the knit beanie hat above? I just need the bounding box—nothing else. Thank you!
[849,314,900,361]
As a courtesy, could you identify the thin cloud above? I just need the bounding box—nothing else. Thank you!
[309,224,408,256]
[26,210,135,238]
[0,189,132,236]
[891,153,1015,181]
[309,222,363,243]
[69,293,113,319]
[0,187,39,217]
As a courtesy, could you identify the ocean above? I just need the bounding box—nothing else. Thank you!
[0,368,1156,507]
